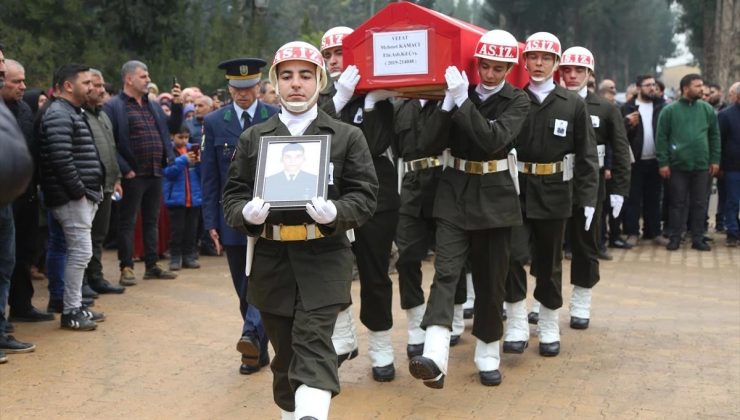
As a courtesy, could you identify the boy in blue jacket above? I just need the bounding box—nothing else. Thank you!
[163,124,202,270]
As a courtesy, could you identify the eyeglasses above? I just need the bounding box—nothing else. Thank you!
[640,83,656,88]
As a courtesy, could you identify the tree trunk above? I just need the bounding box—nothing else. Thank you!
[713,0,739,92]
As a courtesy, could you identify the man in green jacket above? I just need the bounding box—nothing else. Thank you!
[222,41,378,420]
[83,69,125,295]
[656,73,721,251]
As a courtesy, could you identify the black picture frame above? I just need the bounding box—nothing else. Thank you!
[254,135,331,209]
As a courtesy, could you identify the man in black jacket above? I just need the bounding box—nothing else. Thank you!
[0,43,36,363]
[1,59,55,324]
[621,75,665,247]
[40,64,104,331]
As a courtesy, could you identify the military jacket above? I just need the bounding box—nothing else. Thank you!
[516,84,599,219]
[425,83,529,229]
[319,84,399,213]
[201,101,278,246]
[222,109,378,316]
[585,91,631,198]
[394,99,445,218]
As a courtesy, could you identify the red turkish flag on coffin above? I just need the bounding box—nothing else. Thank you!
[342,1,529,98]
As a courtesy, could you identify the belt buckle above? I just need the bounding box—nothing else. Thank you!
[487,160,499,172]
[534,164,552,175]
[428,158,441,168]
[465,160,484,175]
[279,224,307,241]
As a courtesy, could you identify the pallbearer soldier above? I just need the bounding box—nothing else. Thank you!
[503,32,599,357]
[393,98,470,359]
[408,29,529,388]
[201,58,278,374]
[559,46,631,329]
[319,26,401,382]
[222,41,378,420]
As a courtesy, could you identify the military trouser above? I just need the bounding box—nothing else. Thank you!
[421,218,511,343]
[260,295,342,412]
[353,209,398,332]
[395,212,467,310]
[569,176,605,289]
[506,217,567,310]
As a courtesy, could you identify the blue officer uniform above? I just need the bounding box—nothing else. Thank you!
[201,57,279,373]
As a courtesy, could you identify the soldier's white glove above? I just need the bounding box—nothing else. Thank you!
[445,66,469,108]
[610,194,624,218]
[364,89,396,110]
[242,197,270,225]
[333,65,360,113]
[584,206,595,231]
[441,89,455,112]
[306,197,337,225]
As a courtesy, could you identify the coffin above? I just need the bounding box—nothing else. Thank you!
[342,1,529,98]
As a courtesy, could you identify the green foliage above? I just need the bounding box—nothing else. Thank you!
[673,0,710,65]
[480,0,677,87]
[1,0,677,93]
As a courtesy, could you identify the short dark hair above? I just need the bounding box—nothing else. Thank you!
[176,123,190,135]
[104,82,115,95]
[707,82,721,90]
[679,73,702,92]
[0,41,5,52]
[53,64,90,90]
[635,74,654,87]
[259,80,273,95]
[656,80,665,92]
[282,143,304,155]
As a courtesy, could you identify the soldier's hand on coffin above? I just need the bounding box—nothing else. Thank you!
[441,89,455,112]
[445,66,469,108]
[306,196,337,225]
[334,65,360,113]
[364,89,397,110]
[242,197,270,225]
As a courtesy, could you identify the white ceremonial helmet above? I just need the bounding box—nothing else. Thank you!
[561,46,595,72]
[269,41,328,113]
[523,32,562,59]
[474,29,520,64]
[320,26,354,52]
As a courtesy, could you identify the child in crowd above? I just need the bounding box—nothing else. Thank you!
[163,124,202,270]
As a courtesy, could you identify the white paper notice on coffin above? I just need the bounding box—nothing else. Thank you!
[373,29,429,77]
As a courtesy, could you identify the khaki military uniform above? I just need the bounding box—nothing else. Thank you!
[506,84,599,310]
[419,83,529,343]
[568,91,631,288]
[319,85,399,332]
[222,109,378,411]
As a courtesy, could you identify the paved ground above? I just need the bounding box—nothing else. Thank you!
[1,232,739,419]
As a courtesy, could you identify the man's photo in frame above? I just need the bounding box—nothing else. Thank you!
[254,135,331,208]
[264,142,319,201]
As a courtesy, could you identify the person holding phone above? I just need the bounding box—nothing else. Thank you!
[163,123,202,270]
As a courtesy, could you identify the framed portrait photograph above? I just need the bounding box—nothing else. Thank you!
[254,135,332,209]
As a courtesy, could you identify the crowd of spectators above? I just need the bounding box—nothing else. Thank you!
[0,39,737,364]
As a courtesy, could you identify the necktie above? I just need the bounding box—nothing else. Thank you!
[241,112,251,129]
